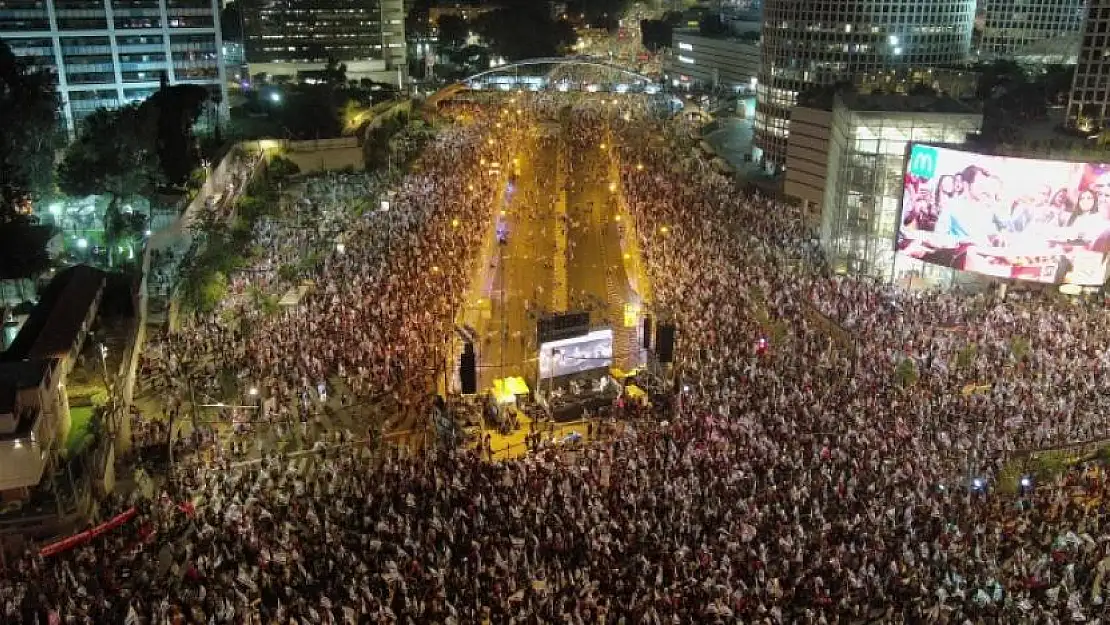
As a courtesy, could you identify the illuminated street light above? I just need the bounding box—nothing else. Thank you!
[432,265,440,273]
[636,163,644,171]
[608,182,617,193]
[614,214,622,222]
[659,226,669,235]
[248,386,259,397]
[336,242,346,254]
[451,218,459,228]
[269,91,282,103]
[600,142,607,150]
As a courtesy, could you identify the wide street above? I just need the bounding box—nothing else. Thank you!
[470,117,640,392]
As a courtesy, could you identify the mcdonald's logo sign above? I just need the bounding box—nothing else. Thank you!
[907,145,938,179]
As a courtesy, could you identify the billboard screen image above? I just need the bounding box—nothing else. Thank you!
[538,329,613,379]
[898,144,1110,285]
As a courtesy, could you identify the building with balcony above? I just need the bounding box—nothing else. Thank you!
[0,0,228,134]
[241,0,407,85]
[755,0,976,173]
[977,0,1085,64]
[1067,0,1110,132]
[662,29,760,93]
[784,92,982,284]
[0,265,106,500]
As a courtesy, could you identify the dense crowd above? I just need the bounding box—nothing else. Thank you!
[5,98,1110,623]
[141,114,524,442]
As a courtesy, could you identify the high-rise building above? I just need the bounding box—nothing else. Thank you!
[1067,0,1110,133]
[0,0,227,135]
[755,0,976,172]
[977,0,1085,64]
[241,0,406,85]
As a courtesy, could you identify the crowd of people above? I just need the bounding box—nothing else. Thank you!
[140,114,525,447]
[6,96,1110,623]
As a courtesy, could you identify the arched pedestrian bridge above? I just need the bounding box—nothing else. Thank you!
[427,56,662,108]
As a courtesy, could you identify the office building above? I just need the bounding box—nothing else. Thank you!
[0,0,227,135]
[784,92,982,283]
[1067,0,1110,132]
[242,0,407,85]
[755,0,976,172]
[663,29,759,93]
[977,0,1085,64]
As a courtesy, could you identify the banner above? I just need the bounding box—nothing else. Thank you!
[39,507,137,558]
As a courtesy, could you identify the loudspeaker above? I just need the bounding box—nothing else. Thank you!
[656,324,675,364]
[460,343,477,394]
[641,315,653,350]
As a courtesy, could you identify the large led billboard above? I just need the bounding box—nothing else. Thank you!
[898,144,1110,285]
[538,329,613,379]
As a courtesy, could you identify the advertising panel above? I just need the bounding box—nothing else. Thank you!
[898,144,1110,285]
[539,329,613,379]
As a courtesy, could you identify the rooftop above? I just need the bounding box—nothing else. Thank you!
[840,92,982,116]
[3,265,106,363]
[673,28,760,45]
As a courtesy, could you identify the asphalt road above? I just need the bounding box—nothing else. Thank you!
[564,135,637,371]
[479,131,562,389]
[476,120,639,390]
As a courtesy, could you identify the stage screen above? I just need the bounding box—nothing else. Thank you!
[898,144,1110,285]
[539,329,613,379]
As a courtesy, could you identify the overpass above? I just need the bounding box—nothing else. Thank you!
[426,56,662,108]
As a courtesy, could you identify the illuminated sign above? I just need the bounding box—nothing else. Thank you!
[539,329,613,379]
[898,144,1110,285]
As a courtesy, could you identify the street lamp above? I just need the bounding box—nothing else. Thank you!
[248,386,259,397]
[335,242,346,254]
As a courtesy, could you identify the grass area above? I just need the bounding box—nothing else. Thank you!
[66,405,96,457]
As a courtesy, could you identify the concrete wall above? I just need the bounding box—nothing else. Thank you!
[784,106,834,213]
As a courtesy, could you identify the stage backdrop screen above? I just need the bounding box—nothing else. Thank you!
[898,144,1110,285]
[539,329,613,379]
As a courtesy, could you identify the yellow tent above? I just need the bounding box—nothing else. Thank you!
[610,367,641,380]
[492,377,530,403]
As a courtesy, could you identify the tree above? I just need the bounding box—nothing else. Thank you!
[436,14,469,50]
[220,1,243,42]
[140,84,210,187]
[567,0,627,31]
[974,60,1026,100]
[698,14,729,36]
[640,19,673,52]
[0,41,62,218]
[474,8,577,60]
[57,105,161,266]
[267,155,300,181]
[0,217,54,297]
[323,56,347,87]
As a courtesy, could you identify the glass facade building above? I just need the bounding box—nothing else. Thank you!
[977,0,1085,63]
[0,0,227,134]
[819,93,982,283]
[1067,0,1110,132]
[755,0,976,172]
